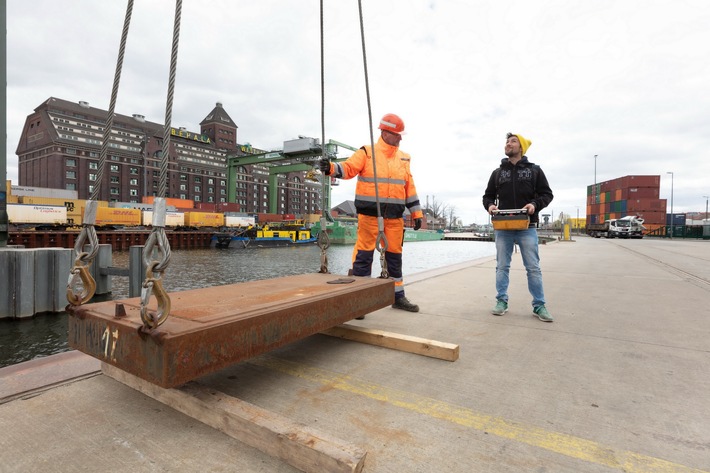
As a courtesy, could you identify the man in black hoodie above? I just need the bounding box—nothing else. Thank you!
[482,133,554,322]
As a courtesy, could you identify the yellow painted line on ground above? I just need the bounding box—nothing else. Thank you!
[250,356,708,473]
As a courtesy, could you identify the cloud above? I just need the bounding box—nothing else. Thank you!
[6,0,710,225]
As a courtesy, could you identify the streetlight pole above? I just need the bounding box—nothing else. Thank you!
[594,155,598,186]
[667,172,674,238]
[704,195,709,221]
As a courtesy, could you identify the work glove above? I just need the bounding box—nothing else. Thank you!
[414,218,422,230]
[319,159,331,175]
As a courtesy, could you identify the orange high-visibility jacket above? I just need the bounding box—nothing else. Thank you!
[333,137,423,220]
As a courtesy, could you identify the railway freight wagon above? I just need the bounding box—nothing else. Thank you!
[183,211,225,228]
[6,204,68,228]
[141,211,186,227]
[82,207,143,227]
[224,215,257,227]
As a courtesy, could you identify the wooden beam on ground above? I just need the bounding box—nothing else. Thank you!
[102,363,367,473]
[321,325,459,361]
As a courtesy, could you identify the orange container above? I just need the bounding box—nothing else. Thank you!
[142,196,194,209]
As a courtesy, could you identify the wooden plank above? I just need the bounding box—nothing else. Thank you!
[102,363,366,473]
[321,325,460,361]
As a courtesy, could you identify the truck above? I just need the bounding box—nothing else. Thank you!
[587,216,646,239]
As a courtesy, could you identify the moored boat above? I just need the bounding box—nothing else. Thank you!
[212,220,317,248]
[312,218,444,245]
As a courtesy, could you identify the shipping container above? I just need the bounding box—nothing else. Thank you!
[142,196,194,209]
[9,184,78,200]
[666,213,687,225]
[637,211,666,225]
[627,198,666,212]
[85,207,142,226]
[225,215,256,227]
[184,212,224,227]
[216,202,241,213]
[255,213,284,223]
[110,202,165,211]
[142,211,186,227]
[622,187,659,200]
[621,175,660,188]
[194,202,217,212]
[7,204,67,225]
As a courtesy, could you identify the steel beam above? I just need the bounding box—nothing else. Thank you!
[68,273,393,388]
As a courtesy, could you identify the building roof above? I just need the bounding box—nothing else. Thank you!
[200,102,237,128]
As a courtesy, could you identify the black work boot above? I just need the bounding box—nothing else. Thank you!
[392,296,419,313]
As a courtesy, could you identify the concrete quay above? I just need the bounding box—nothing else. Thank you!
[1,236,708,472]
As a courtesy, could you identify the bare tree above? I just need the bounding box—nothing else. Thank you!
[446,205,458,230]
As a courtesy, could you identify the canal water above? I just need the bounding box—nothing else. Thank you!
[0,240,495,368]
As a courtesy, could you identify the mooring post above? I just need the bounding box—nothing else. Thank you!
[129,245,146,298]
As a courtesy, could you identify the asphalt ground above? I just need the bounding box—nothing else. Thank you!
[1,235,708,472]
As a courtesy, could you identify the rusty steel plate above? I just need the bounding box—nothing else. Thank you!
[67,273,393,388]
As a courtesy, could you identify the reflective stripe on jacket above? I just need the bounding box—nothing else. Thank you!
[334,137,423,220]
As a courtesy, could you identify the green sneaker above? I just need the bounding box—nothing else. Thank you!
[491,300,508,316]
[533,305,554,322]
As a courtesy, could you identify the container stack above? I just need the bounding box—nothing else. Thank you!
[586,175,667,234]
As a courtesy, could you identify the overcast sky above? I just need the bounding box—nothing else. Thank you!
[6,0,710,224]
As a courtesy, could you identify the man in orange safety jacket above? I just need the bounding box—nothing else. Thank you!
[320,113,423,313]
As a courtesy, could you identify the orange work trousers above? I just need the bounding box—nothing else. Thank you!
[351,214,406,298]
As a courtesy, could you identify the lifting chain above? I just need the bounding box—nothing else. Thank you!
[317,216,331,273]
[67,202,100,306]
[375,217,389,279]
[140,225,172,329]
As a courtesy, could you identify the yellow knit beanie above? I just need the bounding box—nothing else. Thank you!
[513,133,532,156]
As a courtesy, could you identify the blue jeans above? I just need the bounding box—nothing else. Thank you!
[494,227,546,308]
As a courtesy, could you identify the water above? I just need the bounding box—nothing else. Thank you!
[0,240,495,368]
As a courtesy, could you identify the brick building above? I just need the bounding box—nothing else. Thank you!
[15,97,322,214]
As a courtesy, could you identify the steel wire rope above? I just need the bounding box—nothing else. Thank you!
[316,0,331,273]
[357,0,389,278]
[67,0,135,306]
[140,0,182,329]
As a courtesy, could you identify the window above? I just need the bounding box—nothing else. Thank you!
[194,186,201,192]
[130,189,138,196]
[66,158,76,167]
[89,173,96,181]
[129,167,138,175]
[180,184,186,191]
[66,183,76,190]
[110,187,119,195]
[195,195,201,202]
[66,171,76,179]
[208,187,214,194]
[129,178,138,186]
[110,176,119,183]
[89,161,98,170]
[110,164,119,172]
[195,177,202,183]
[88,185,94,194]
[180,174,187,181]
[208,178,214,185]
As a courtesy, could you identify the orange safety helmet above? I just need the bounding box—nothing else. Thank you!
[378,113,405,135]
